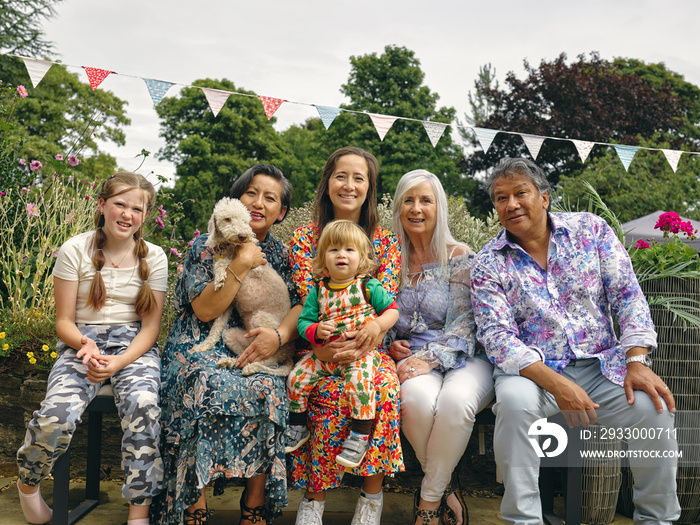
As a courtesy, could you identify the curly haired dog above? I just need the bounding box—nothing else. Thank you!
[190,197,293,376]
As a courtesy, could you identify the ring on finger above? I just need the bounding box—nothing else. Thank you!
[409,367,416,373]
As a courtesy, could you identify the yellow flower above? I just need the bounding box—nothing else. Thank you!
[2,344,8,351]
[26,352,34,358]
[42,344,50,351]
[29,357,37,365]
[50,352,57,359]
[34,312,41,317]
[0,332,5,339]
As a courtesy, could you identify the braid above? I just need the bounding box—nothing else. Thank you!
[86,225,107,310]
[133,230,156,316]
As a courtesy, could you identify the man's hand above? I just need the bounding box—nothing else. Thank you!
[624,363,676,413]
[551,378,600,428]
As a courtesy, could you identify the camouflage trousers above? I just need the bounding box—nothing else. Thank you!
[17,323,162,504]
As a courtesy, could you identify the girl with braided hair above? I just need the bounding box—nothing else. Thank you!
[16,172,168,525]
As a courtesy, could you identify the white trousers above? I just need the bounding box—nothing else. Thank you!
[400,357,494,501]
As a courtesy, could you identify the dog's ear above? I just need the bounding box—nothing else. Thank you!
[208,213,217,236]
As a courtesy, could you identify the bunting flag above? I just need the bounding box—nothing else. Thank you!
[613,145,640,172]
[571,139,595,163]
[521,134,546,160]
[473,127,499,153]
[201,87,231,117]
[258,96,285,120]
[369,113,398,141]
[661,149,683,173]
[21,57,53,88]
[143,78,175,107]
[315,105,341,130]
[423,121,448,147]
[82,66,114,90]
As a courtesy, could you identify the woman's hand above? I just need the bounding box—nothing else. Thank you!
[389,340,412,361]
[85,353,127,383]
[76,336,101,366]
[354,320,381,352]
[235,242,267,270]
[397,357,434,384]
[235,327,280,368]
[313,333,358,363]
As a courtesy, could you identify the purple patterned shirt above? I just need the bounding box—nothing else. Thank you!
[470,212,656,386]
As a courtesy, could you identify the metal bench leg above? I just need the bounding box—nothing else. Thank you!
[53,447,71,525]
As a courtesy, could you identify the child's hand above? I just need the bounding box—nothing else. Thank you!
[76,336,102,366]
[315,320,335,341]
[86,354,126,383]
[355,320,381,350]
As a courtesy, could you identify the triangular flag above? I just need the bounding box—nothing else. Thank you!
[315,105,341,130]
[369,114,398,141]
[82,66,114,90]
[472,127,499,153]
[143,78,174,107]
[258,96,285,120]
[521,134,546,160]
[661,149,683,173]
[21,57,53,88]
[422,121,448,148]
[613,145,639,172]
[201,88,231,117]
[571,140,595,163]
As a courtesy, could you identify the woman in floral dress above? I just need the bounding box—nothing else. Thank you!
[288,147,402,525]
[155,165,302,525]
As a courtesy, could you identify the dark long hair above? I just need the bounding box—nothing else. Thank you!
[313,146,379,239]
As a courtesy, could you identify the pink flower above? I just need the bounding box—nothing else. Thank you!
[170,247,183,258]
[27,203,39,218]
[21,187,30,193]
[67,176,74,183]
[67,155,79,166]
[55,154,64,161]
[17,85,28,98]
[177,263,184,274]
[29,160,42,172]
[19,159,26,166]
[84,196,90,200]
[158,205,167,219]
[188,228,201,247]
[634,239,650,249]
[155,217,165,229]
[680,221,695,237]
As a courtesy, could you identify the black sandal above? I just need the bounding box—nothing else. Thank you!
[413,489,441,525]
[240,488,267,524]
[440,488,468,525]
[184,507,210,525]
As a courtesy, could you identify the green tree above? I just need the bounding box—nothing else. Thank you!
[306,45,464,198]
[0,0,60,56]
[461,52,700,217]
[156,78,290,236]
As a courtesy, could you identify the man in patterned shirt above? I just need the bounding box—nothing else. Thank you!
[470,157,679,524]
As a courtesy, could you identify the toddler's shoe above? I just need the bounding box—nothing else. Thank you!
[335,431,370,468]
[285,425,310,453]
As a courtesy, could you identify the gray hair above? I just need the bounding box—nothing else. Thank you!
[392,169,467,288]
[485,157,551,201]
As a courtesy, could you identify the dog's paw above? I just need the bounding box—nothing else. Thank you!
[216,357,238,369]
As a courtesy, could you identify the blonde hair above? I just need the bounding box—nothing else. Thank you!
[86,172,158,316]
[313,220,378,279]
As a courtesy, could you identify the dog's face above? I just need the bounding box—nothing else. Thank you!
[208,197,256,245]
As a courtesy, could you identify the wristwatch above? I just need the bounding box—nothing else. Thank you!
[625,354,652,367]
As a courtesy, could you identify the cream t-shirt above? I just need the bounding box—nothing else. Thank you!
[52,231,168,324]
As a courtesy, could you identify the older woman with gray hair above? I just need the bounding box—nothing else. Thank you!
[387,169,494,525]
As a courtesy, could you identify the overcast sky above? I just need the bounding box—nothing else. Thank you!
[41,0,700,185]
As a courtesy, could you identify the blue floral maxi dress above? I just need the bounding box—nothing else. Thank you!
[153,233,300,524]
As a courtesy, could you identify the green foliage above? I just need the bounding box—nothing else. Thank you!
[462,52,700,218]
[557,137,700,223]
[0,312,57,373]
[0,0,60,56]
[157,78,289,237]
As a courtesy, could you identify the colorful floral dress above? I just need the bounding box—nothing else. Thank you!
[154,233,300,524]
[287,222,403,492]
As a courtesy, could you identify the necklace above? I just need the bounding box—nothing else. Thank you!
[103,247,131,268]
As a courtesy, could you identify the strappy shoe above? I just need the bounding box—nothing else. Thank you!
[240,488,267,524]
[184,506,210,525]
[413,490,441,525]
[440,488,468,525]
